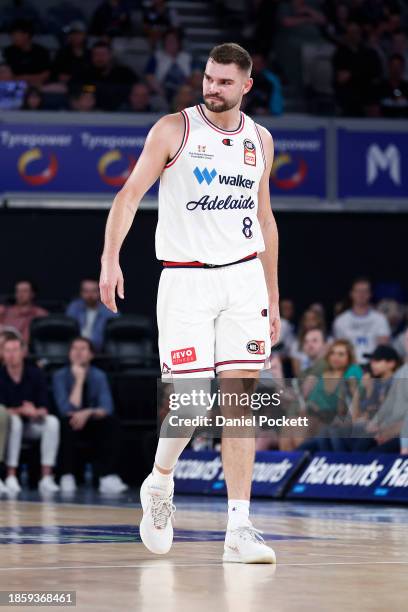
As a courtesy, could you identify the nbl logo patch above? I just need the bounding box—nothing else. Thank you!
[171,347,197,365]
[246,340,265,355]
[243,139,256,166]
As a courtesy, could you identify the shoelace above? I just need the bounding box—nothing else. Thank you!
[232,525,265,544]
[150,495,176,530]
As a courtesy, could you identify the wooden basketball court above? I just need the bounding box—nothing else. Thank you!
[0,493,407,611]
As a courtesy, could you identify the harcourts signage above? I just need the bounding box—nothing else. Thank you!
[174,450,306,497]
[288,453,408,503]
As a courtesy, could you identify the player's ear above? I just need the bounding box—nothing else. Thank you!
[243,77,253,95]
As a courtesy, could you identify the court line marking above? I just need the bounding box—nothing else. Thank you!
[0,560,408,572]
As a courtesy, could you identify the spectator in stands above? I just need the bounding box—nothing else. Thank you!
[0,62,15,81]
[53,337,128,494]
[0,404,9,495]
[143,0,179,48]
[323,2,350,45]
[3,19,50,87]
[332,21,382,116]
[290,308,327,376]
[298,328,328,376]
[172,83,196,112]
[0,1,41,33]
[69,84,97,111]
[73,40,137,110]
[0,329,22,365]
[52,21,90,84]
[66,278,118,352]
[275,0,327,93]
[145,28,193,102]
[393,327,408,362]
[243,52,283,115]
[390,31,408,79]
[377,298,405,339]
[333,277,391,364]
[371,54,408,118]
[187,68,203,104]
[280,299,295,327]
[0,336,60,494]
[89,0,133,37]
[0,280,48,345]
[121,81,167,112]
[357,353,408,452]
[400,413,408,455]
[21,85,44,110]
[297,339,363,451]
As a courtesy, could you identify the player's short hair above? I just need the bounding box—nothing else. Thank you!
[208,43,252,74]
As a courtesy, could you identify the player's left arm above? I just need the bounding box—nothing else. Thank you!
[256,124,280,346]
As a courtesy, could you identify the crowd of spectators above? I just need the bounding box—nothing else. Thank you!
[1,273,408,495]
[2,0,405,116]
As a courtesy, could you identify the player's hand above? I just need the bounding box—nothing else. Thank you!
[269,302,281,347]
[99,258,124,313]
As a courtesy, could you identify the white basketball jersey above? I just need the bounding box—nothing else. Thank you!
[155,104,266,265]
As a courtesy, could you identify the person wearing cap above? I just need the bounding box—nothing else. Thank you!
[354,349,408,452]
[3,19,50,87]
[52,21,90,84]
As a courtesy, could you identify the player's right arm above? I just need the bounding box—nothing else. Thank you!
[99,113,184,312]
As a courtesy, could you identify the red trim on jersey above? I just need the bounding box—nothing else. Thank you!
[164,110,190,169]
[215,359,266,366]
[171,366,215,374]
[196,104,245,135]
[162,252,257,268]
[254,123,266,169]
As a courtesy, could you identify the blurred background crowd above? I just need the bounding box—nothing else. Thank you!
[0,0,407,116]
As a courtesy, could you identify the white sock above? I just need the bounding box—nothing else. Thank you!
[228,499,250,528]
[149,464,174,495]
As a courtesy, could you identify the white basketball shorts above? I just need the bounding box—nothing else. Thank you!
[157,256,271,378]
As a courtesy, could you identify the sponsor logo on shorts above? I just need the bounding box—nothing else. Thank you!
[261,308,268,317]
[244,138,256,166]
[246,340,265,355]
[171,347,197,365]
[162,362,172,374]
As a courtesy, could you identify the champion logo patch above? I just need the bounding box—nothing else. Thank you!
[246,340,265,355]
[171,347,197,365]
[222,138,233,146]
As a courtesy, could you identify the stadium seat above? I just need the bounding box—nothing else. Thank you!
[103,315,156,368]
[29,314,79,366]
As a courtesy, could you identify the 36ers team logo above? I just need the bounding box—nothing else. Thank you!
[171,347,197,365]
[243,139,256,166]
[246,340,265,355]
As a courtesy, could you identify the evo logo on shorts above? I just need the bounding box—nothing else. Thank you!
[171,347,197,365]
[246,340,265,355]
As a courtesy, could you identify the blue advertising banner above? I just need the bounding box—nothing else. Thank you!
[288,452,408,503]
[337,128,408,199]
[174,450,307,497]
[269,128,326,198]
[0,123,156,194]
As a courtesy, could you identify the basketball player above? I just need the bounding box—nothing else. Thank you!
[99,43,280,563]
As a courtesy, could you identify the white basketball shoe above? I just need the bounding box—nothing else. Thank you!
[139,473,176,555]
[223,521,276,564]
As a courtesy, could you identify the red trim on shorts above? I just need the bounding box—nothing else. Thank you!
[215,359,266,366]
[196,104,245,135]
[171,366,215,374]
[164,110,190,169]
[163,252,257,269]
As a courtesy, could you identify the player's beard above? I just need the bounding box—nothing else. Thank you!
[203,95,239,113]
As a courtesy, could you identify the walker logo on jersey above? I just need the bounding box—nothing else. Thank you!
[171,347,197,365]
[243,138,256,166]
[17,148,58,186]
[97,149,136,187]
[271,153,308,190]
[367,144,401,186]
[246,340,265,355]
[219,174,255,189]
[222,138,233,146]
[193,166,217,185]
